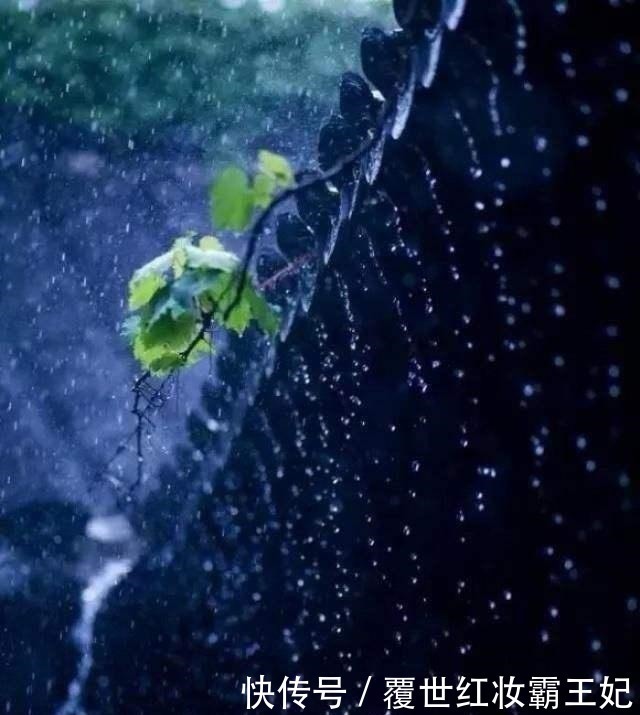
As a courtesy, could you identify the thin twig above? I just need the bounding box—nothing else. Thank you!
[258,251,315,291]
[128,311,213,491]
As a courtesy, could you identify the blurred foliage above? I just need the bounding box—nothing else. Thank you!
[0,0,390,143]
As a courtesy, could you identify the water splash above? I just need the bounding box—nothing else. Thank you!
[505,0,528,76]
[56,557,134,715]
[452,105,484,179]
[466,37,504,137]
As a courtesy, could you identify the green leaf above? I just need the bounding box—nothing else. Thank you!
[210,166,254,231]
[198,235,224,252]
[145,282,193,327]
[148,352,186,374]
[171,240,189,278]
[173,269,220,306]
[183,245,238,273]
[206,273,252,335]
[252,172,276,209]
[246,283,280,336]
[142,311,196,351]
[134,330,212,375]
[147,336,212,374]
[204,272,279,337]
[128,272,166,310]
[183,336,213,366]
[258,150,294,188]
[133,333,172,374]
[225,301,252,335]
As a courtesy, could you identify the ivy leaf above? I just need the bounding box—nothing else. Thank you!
[171,239,189,278]
[258,150,294,188]
[225,301,252,335]
[183,246,238,273]
[133,333,172,374]
[204,272,279,337]
[206,273,252,335]
[211,166,254,231]
[183,336,213,366]
[134,324,212,375]
[145,289,186,326]
[128,272,166,310]
[142,311,196,351]
[148,352,186,375]
[173,269,220,306]
[146,337,211,374]
[252,172,276,209]
[246,283,280,336]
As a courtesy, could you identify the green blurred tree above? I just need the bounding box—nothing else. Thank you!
[0,0,390,148]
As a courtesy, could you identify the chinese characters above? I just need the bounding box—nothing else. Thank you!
[242,676,632,710]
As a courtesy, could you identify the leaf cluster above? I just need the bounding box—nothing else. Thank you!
[123,233,278,375]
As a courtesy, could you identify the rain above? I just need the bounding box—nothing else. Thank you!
[0,1,636,713]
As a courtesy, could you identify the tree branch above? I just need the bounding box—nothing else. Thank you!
[222,102,393,322]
